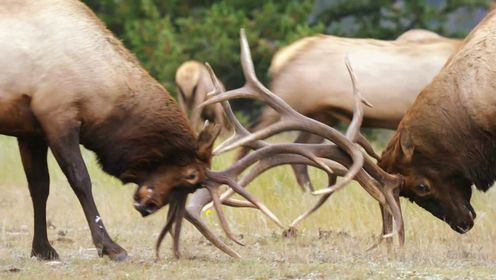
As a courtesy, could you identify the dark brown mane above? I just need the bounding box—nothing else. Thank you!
[449,113,496,192]
[424,126,496,192]
[81,81,199,184]
[426,88,496,192]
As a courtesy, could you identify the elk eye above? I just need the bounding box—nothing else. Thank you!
[185,172,198,181]
[416,183,429,193]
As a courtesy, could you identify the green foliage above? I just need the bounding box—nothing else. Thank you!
[124,15,186,88]
[312,0,490,39]
[83,0,490,118]
[83,0,321,93]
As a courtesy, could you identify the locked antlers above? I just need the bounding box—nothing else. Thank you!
[168,29,404,259]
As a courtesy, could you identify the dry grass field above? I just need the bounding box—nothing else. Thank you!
[0,134,496,279]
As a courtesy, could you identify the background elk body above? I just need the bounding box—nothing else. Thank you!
[379,10,496,234]
[255,31,462,132]
[0,0,220,260]
[176,60,227,131]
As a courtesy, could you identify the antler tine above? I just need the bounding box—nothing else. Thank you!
[201,137,294,229]
[342,57,380,160]
[171,195,187,259]
[206,170,284,228]
[357,133,381,160]
[336,58,403,236]
[366,205,394,252]
[285,156,391,229]
[310,58,368,196]
[221,198,257,208]
[205,184,245,246]
[155,201,177,261]
[326,147,403,242]
[382,182,404,243]
[204,63,268,155]
[242,155,339,230]
[186,188,241,258]
[344,56,372,141]
[358,155,404,243]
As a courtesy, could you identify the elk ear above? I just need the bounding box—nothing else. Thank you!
[400,130,415,161]
[197,121,221,163]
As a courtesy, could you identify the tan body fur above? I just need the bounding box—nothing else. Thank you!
[0,1,184,139]
[255,30,462,131]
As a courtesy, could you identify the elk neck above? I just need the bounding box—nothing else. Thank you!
[382,11,496,192]
[80,70,199,184]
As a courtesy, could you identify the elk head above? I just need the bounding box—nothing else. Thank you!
[133,123,221,217]
[379,129,475,233]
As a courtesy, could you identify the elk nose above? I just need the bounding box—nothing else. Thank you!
[455,220,473,234]
[134,202,158,217]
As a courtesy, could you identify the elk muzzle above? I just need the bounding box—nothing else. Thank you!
[134,185,163,217]
[449,203,476,234]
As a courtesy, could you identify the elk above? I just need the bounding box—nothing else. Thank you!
[379,10,496,234]
[395,29,446,42]
[161,29,406,259]
[175,60,227,132]
[0,0,280,261]
[244,30,462,193]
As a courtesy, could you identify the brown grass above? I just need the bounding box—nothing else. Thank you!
[0,135,495,279]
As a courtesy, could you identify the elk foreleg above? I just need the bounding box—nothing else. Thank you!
[40,120,127,261]
[18,137,59,260]
[291,131,325,192]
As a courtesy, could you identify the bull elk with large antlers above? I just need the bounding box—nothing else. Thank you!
[0,0,280,261]
[379,10,496,234]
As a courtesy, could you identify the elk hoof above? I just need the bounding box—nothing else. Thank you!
[102,244,128,261]
[282,227,298,238]
[108,250,128,261]
[31,246,60,261]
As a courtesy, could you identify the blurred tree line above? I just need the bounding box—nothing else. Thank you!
[83,0,490,119]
